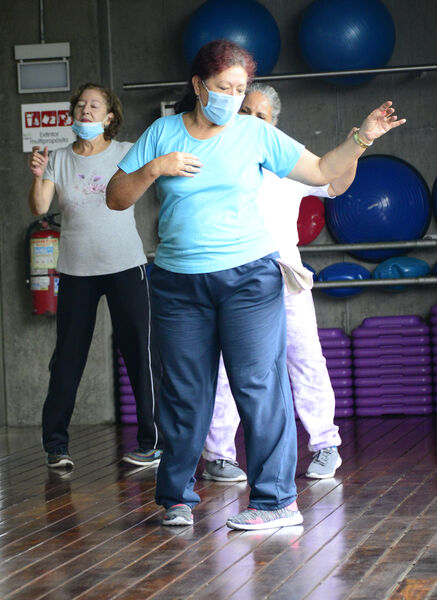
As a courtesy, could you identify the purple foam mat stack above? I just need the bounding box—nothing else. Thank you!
[352,315,433,416]
[117,350,137,424]
[318,328,354,417]
[431,304,437,407]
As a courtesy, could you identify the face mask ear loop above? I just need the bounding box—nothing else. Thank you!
[199,81,209,108]
[102,112,112,130]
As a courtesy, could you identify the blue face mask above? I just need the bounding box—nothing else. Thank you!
[199,81,245,126]
[71,119,105,140]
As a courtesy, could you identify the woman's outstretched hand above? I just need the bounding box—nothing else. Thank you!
[358,101,406,144]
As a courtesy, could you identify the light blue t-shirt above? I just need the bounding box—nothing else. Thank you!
[119,113,304,274]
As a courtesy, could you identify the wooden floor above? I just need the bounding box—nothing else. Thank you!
[0,415,437,600]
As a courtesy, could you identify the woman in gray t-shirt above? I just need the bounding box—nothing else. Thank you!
[28,83,163,469]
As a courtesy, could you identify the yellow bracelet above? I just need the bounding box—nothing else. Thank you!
[353,129,373,149]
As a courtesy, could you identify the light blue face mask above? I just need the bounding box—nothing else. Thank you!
[71,119,105,140]
[199,81,245,126]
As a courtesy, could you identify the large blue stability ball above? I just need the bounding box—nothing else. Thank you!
[298,0,395,85]
[183,0,281,76]
[433,177,437,218]
[325,155,431,262]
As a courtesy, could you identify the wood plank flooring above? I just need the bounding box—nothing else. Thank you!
[0,415,436,599]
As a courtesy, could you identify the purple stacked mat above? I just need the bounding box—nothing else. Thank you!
[117,351,137,424]
[318,328,354,417]
[431,304,437,406]
[352,315,433,416]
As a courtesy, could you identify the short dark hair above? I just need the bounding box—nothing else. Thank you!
[175,40,257,114]
[69,83,123,140]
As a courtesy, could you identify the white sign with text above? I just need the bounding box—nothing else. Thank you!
[22,102,75,152]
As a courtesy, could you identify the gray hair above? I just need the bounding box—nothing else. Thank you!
[246,82,281,125]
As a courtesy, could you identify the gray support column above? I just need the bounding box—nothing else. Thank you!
[97,0,113,89]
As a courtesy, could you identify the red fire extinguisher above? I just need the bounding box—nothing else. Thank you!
[25,213,61,316]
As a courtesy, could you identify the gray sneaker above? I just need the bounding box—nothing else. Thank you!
[306,447,342,479]
[203,459,247,482]
[227,504,303,531]
[162,504,193,526]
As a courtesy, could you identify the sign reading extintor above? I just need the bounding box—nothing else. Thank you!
[21,102,76,152]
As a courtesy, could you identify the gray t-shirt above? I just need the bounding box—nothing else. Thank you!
[44,140,146,276]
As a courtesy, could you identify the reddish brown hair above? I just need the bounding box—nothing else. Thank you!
[175,39,257,113]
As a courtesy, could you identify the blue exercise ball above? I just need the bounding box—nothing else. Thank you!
[432,177,437,218]
[317,262,371,297]
[372,256,430,291]
[183,0,281,76]
[145,263,155,279]
[302,262,316,275]
[325,155,431,262]
[302,262,316,280]
[298,0,395,85]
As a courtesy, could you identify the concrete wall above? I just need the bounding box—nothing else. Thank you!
[1,0,436,426]
[1,0,114,427]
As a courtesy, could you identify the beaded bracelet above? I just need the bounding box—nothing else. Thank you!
[353,128,373,149]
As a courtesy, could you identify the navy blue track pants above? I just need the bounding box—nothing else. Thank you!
[151,253,297,511]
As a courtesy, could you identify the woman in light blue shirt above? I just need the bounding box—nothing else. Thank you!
[107,40,405,530]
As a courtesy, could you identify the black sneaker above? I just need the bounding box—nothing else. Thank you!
[122,448,162,467]
[47,447,74,469]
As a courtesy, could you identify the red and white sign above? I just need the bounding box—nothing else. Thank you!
[22,102,76,152]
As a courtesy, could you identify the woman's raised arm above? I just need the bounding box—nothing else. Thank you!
[289,101,406,187]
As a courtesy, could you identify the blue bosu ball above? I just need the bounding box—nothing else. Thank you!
[372,257,430,291]
[317,262,371,297]
[325,156,431,262]
[302,262,316,278]
[298,0,395,85]
[183,0,281,76]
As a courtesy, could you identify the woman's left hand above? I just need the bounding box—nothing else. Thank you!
[358,101,406,144]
